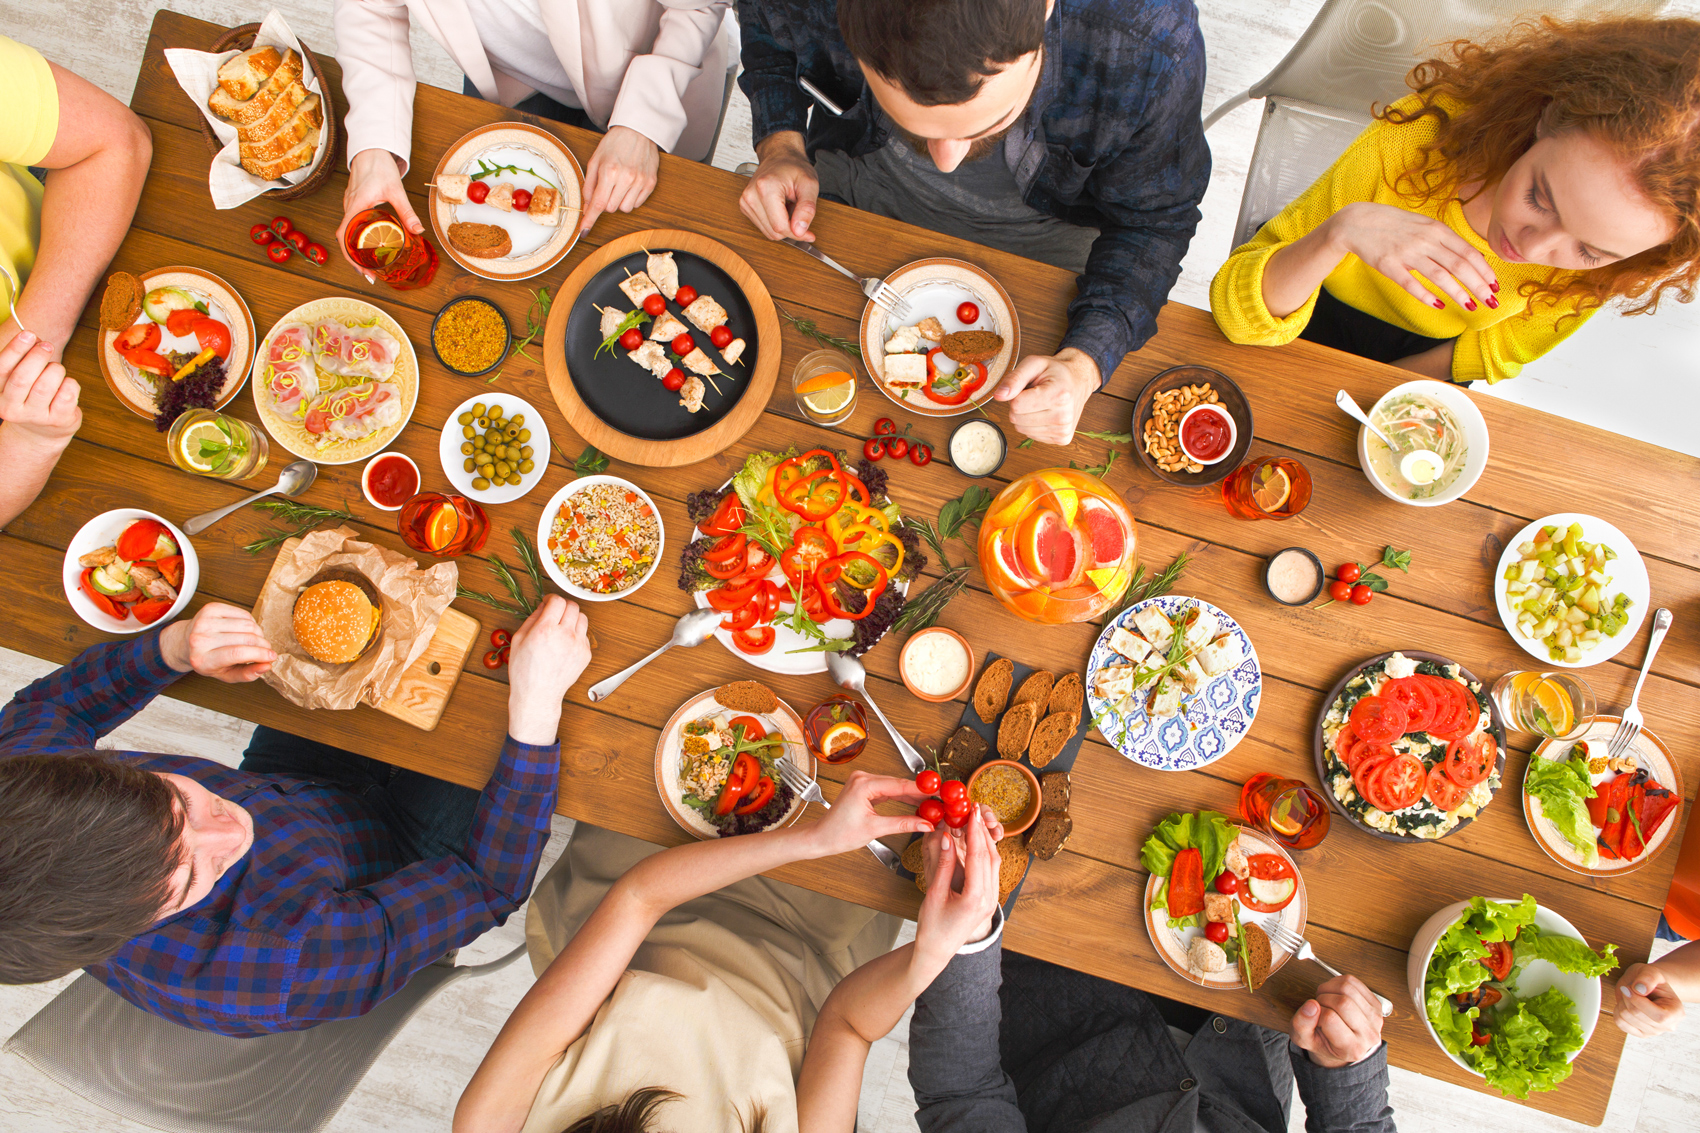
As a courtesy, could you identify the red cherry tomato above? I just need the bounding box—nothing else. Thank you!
[619,327,645,351]
[675,284,698,306]
[863,436,885,461]
[945,802,973,829]
[482,649,504,669]
[1337,562,1362,584]
[1350,584,1374,605]
[467,181,490,204]
[670,332,696,356]
[874,418,897,436]
[304,242,328,266]
[511,188,533,212]
[1204,920,1230,944]
[916,769,941,795]
[271,216,293,236]
[956,301,979,324]
[917,798,946,825]
[287,230,309,252]
[267,242,293,264]
[642,293,667,317]
[249,223,275,245]
[940,779,967,805]
[710,324,734,349]
[909,442,933,467]
[491,628,512,649]
[662,367,686,392]
[1214,872,1238,894]
[885,436,909,460]
[1327,579,1352,603]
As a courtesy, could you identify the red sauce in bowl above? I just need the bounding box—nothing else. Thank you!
[1180,405,1233,463]
[365,454,419,509]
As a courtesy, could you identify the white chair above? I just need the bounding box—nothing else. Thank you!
[1205,0,1656,252]
[3,945,525,1133]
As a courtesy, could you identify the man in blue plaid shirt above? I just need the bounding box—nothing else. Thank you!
[736,0,1210,447]
[0,595,591,1036]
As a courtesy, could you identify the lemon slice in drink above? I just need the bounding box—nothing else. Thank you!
[1251,466,1291,513]
[803,380,854,416]
[358,220,407,252]
[1531,677,1575,736]
[176,419,227,472]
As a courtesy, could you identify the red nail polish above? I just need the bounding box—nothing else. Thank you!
[1486,295,1499,310]
[1491,281,1500,292]
[1434,299,1445,310]
[1465,300,1477,312]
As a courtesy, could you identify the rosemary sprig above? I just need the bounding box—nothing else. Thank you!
[1097,552,1192,625]
[893,565,970,634]
[777,305,861,358]
[459,529,553,616]
[242,500,360,555]
[454,584,525,615]
[487,287,552,383]
[512,527,548,604]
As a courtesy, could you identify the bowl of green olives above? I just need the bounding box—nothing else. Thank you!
[436,392,552,505]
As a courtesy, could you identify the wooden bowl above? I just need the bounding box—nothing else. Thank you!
[1131,365,1254,487]
[966,759,1042,837]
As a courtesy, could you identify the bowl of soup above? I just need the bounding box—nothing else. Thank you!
[1355,380,1490,507]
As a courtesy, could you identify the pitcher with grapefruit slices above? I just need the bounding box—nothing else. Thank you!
[977,468,1137,625]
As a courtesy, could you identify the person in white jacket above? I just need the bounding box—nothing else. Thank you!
[332,0,730,275]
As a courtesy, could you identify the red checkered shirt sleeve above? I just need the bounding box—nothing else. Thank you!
[0,630,182,756]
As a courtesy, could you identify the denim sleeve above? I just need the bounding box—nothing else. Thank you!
[908,942,1027,1132]
[0,630,182,757]
[734,0,812,144]
[1289,1041,1398,1133]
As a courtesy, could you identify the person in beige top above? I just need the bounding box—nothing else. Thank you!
[454,771,1007,1133]
[332,0,730,276]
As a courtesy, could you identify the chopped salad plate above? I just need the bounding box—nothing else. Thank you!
[98,266,254,421]
[1524,716,1684,876]
[1085,595,1262,771]
[1492,513,1648,669]
[654,687,813,840]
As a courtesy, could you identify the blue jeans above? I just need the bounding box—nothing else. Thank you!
[240,725,481,863]
[460,77,598,133]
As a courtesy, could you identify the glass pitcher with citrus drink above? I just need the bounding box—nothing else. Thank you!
[166,408,268,480]
[344,208,439,290]
[792,348,857,425]
[977,468,1137,624]
[398,492,489,558]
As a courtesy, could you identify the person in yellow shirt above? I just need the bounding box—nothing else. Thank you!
[1210,16,1700,385]
[0,36,152,528]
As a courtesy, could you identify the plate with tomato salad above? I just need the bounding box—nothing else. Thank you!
[98,267,253,422]
[62,509,199,634]
[654,686,813,839]
[682,447,921,676]
[1313,651,1507,842]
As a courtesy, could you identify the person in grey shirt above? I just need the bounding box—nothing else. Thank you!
[907,943,1398,1132]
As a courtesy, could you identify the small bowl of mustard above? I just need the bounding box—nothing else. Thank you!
[432,296,511,378]
[966,758,1042,836]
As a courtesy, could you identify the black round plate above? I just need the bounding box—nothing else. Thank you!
[1310,650,1508,843]
[563,250,758,441]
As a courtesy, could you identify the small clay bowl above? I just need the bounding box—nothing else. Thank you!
[1131,365,1254,487]
[899,627,975,703]
[966,758,1042,837]
[431,296,511,378]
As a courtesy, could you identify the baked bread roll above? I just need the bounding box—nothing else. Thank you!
[206,47,319,180]
[216,46,282,100]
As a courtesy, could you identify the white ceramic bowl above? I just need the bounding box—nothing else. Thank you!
[534,475,665,602]
[1355,379,1490,507]
[62,509,200,634]
[1406,898,1602,1079]
[360,451,420,512]
[1177,402,1237,466]
[438,392,551,505]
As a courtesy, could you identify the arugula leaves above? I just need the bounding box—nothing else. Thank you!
[1069,449,1118,479]
[594,309,650,359]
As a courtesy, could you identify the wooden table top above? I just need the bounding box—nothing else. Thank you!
[7,10,1695,1123]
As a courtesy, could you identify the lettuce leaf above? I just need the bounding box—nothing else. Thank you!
[732,448,796,511]
[1526,752,1599,865]
[1462,987,1584,1099]
[1516,927,1619,979]
[1140,810,1238,906]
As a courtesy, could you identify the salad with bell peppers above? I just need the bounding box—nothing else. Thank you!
[679,447,924,657]
[74,518,185,625]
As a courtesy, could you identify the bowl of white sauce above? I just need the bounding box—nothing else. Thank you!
[900,627,975,703]
[1355,379,1489,507]
[1265,546,1324,606]
[948,419,1007,478]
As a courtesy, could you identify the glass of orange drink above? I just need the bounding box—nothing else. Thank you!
[977,468,1138,625]
[792,348,858,425]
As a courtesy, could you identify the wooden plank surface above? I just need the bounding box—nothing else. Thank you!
[3,9,1694,1124]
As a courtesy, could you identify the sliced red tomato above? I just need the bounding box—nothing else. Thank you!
[1350,695,1409,742]
[78,568,127,620]
[1347,740,1394,776]
[741,543,777,578]
[720,600,760,631]
[759,580,784,623]
[1480,939,1515,981]
[130,597,175,625]
[797,581,830,622]
[155,555,185,589]
[165,308,204,337]
[1368,754,1426,812]
[733,775,776,815]
[1383,677,1436,734]
[1330,722,1360,763]
[704,532,747,564]
[116,519,176,562]
[1426,764,1469,811]
[192,318,232,359]
[1445,732,1497,788]
[1238,854,1298,913]
[714,751,761,815]
[732,625,775,655]
[728,715,768,742]
[116,322,161,352]
[698,492,747,537]
[1248,854,1294,882]
[1351,746,1395,801]
[706,579,762,610]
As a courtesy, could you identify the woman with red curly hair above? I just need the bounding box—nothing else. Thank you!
[1210,16,1700,384]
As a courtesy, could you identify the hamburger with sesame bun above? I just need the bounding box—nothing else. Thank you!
[292,568,383,664]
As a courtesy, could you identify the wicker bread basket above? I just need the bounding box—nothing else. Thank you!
[195,22,340,201]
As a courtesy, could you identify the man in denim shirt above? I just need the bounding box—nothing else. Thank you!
[736,0,1210,444]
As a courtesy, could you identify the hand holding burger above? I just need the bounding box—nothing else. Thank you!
[507,594,592,745]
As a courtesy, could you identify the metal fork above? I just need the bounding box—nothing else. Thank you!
[775,758,903,872]
[1609,608,1672,760]
[1262,920,1393,1017]
[780,237,912,319]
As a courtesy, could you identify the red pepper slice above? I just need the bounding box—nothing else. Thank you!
[781,525,835,587]
[1621,782,1649,861]
[155,554,185,590]
[923,350,988,406]
[841,473,872,508]
[733,775,777,815]
[728,715,768,742]
[1166,847,1205,918]
[814,551,889,620]
[703,532,747,564]
[778,469,849,521]
[1640,785,1681,849]
[78,568,127,620]
[715,751,761,815]
[706,579,763,611]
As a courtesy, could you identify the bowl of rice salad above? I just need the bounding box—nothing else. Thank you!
[536,475,665,601]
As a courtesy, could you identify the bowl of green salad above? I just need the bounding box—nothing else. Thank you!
[1406,894,1617,1099]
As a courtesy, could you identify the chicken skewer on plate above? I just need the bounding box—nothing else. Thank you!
[598,304,710,412]
[680,290,747,367]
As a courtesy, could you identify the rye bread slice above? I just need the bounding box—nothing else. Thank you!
[1047,672,1083,719]
[943,725,990,779]
[996,836,1030,902]
[447,221,513,259]
[1012,670,1055,709]
[1025,810,1072,860]
[716,680,778,713]
[996,700,1040,759]
[1241,922,1273,991]
[1039,770,1071,813]
[974,658,1014,721]
[901,837,928,891]
[100,272,144,331]
[1027,711,1078,769]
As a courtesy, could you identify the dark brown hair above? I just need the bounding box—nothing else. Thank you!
[1381,15,1700,320]
[839,0,1047,106]
[0,752,184,983]
[559,1089,767,1133]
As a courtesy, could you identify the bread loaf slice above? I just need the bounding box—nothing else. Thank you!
[996,700,1040,759]
[1012,670,1054,709]
[447,221,512,259]
[715,680,778,714]
[1025,811,1072,860]
[216,45,282,100]
[1039,770,1071,813]
[1027,711,1077,768]
[973,658,1014,722]
[240,93,322,167]
[245,129,319,181]
[1047,672,1083,719]
[942,725,989,780]
[996,837,1029,902]
[238,82,314,154]
[1241,923,1272,991]
[208,49,303,127]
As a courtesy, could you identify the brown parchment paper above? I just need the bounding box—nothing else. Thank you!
[253,526,458,710]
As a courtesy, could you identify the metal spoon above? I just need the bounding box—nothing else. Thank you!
[825,649,926,774]
[183,460,317,535]
[1335,390,1444,482]
[588,607,721,702]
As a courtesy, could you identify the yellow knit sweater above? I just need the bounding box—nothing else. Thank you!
[1209,94,1592,384]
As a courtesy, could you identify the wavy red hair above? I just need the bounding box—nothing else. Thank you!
[1379,15,1700,317]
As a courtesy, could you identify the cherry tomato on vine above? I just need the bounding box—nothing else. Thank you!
[1350,584,1374,605]
[249,223,275,245]
[287,230,310,252]
[490,628,512,649]
[642,293,667,317]
[271,216,293,236]
[945,798,973,828]
[304,243,328,266]
[1337,562,1361,584]
[266,242,293,264]
[940,779,967,805]
[916,769,941,795]
[511,188,533,212]
[619,327,645,351]
[662,367,686,392]
[885,436,909,460]
[916,798,946,825]
[874,418,897,436]
[674,284,698,306]
[956,301,979,324]
[710,324,734,349]
[467,181,490,204]
[671,333,696,356]
[482,649,505,669]
[1326,579,1352,603]
[863,436,886,461]
[909,442,933,467]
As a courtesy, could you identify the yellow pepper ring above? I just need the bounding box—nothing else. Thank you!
[838,524,903,578]
[826,505,889,548]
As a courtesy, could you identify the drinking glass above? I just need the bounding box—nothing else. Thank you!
[166,408,268,480]
[1221,456,1313,521]
[806,694,868,764]
[792,348,858,425]
[1491,671,1596,739]
[398,492,489,558]
[344,207,439,290]
[1239,772,1331,849]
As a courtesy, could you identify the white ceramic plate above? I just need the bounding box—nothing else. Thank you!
[430,123,585,282]
[437,392,551,505]
[1493,512,1649,668]
[535,475,664,603]
[654,687,814,839]
[859,257,1019,417]
[1524,716,1684,875]
[96,267,255,421]
[62,510,200,634]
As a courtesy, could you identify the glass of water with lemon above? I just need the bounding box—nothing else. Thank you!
[792,348,858,426]
[1491,670,1596,740]
[167,408,268,480]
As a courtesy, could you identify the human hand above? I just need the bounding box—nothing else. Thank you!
[1291,975,1385,1068]
[914,806,1003,965]
[1616,963,1687,1037]
[580,125,660,234]
[739,131,820,242]
[1327,201,1499,311]
[338,148,422,281]
[0,331,80,446]
[159,603,276,683]
[991,348,1098,445]
[807,770,934,857]
[506,595,592,744]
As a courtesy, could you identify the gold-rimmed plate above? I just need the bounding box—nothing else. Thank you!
[654,687,815,840]
[429,122,584,282]
[859,257,1019,417]
[97,267,254,421]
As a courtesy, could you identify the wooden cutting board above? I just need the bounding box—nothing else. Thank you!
[373,606,481,731]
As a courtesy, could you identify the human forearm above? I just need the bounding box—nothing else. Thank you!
[1260,216,1349,319]
[1651,940,1700,999]
[0,425,69,528]
[733,0,811,143]
[1393,339,1455,381]
[0,631,179,754]
[1290,1042,1395,1133]
[908,944,1024,1131]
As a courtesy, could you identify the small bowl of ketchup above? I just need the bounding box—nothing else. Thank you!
[362,452,421,512]
[1130,365,1254,488]
[1177,403,1236,466]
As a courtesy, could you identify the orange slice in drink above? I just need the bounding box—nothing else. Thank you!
[820,720,866,757]
[1078,497,1129,569]
[1087,563,1132,600]
[796,370,853,395]
[985,480,1043,530]
[984,529,1034,593]
[424,500,460,552]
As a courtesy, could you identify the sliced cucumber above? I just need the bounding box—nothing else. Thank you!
[143,287,197,324]
[91,563,133,595]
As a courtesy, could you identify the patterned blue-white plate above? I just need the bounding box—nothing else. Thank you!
[1085,595,1262,771]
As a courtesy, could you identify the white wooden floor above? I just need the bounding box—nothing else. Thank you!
[2,2,1697,1130]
